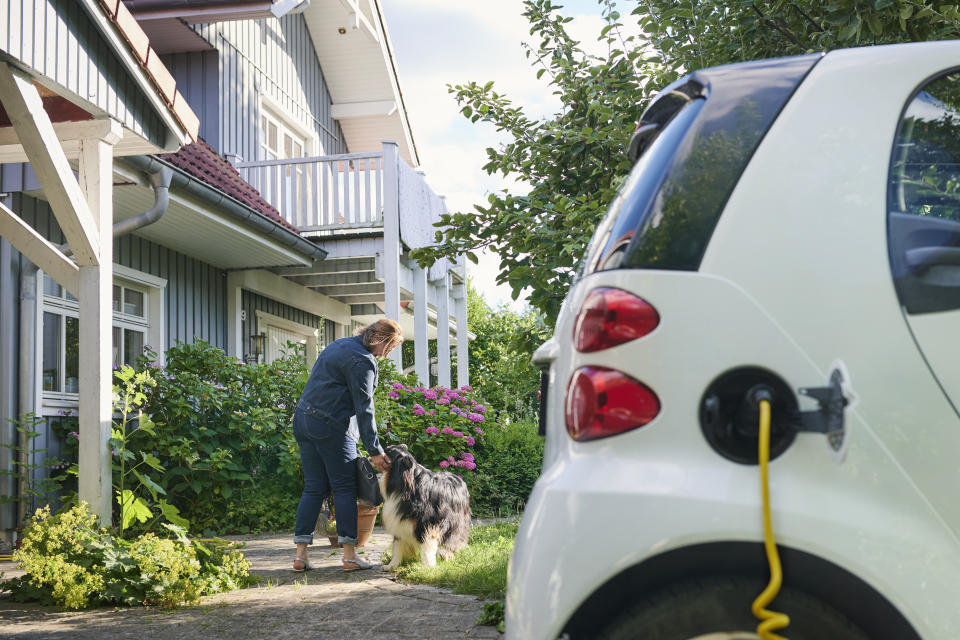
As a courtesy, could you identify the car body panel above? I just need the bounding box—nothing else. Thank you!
[508,40,960,640]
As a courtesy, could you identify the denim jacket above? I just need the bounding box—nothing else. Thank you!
[296,336,384,456]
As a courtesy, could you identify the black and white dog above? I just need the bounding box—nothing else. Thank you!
[379,444,471,568]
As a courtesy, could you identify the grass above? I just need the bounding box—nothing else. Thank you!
[392,520,519,600]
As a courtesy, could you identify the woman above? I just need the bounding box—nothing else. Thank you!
[291,318,402,572]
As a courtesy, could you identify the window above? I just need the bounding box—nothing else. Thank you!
[40,265,165,408]
[888,71,960,313]
[258,100,315,219]
[255,310,318,365]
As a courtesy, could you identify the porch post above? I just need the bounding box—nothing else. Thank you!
[435,272,451,388]
[453,279,468,388]
[77,126,121,525]
[226,272,243,360]
[381,141,402,369]
[413,265,429,386]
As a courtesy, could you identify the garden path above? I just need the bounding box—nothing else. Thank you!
[0,526,502,639]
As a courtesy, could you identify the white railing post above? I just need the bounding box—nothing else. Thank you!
[226,272,243,359]
[381,141,402,370]
[435,271,451,388]
[414,265,429,386]
[454,276,468,389]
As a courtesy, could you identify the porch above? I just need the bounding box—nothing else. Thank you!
[235,141,469,388]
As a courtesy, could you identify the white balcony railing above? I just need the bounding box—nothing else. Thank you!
[237,151,384,232]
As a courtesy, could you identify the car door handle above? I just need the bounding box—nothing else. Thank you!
[905,246,960,270]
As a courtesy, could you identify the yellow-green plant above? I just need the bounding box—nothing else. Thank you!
[5,504,107,609]
[112,366,188,537]
[1,503,255,610]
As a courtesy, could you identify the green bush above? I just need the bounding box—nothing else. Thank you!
[374,358,488,471]
[137,341,307,534]
[466,419,543,517]
[1,503,254,609]
[49,341,307,535]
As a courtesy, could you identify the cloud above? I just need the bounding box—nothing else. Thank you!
[383,0,628,309]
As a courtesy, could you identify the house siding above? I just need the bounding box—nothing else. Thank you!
[160,50,220,151]
[192,13,347,163]
[9,193,229,351]
[0,192,233,513]
[0,0,169,146]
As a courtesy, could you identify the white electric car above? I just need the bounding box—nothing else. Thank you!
[508,41,960,640]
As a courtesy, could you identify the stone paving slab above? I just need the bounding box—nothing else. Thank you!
[0,527,503,639]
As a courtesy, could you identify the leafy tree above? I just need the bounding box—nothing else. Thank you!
[412,0,960,325]
[412,0,655,324]
[466,282,551,421]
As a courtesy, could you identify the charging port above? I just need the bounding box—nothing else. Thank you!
[699,367,798,465]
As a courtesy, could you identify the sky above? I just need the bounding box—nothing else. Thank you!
[380,0,628,312]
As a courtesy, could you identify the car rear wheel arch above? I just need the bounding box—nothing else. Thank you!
[558,541,919,640]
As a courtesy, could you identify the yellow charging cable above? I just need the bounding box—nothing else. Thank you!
[751,398,790,640]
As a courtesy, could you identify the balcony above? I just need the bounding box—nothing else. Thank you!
[236,141,468,388]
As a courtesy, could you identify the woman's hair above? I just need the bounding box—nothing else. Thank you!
[358,318,403,355]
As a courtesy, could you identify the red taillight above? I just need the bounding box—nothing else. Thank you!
[574,288,659,352]
[565,366,660,441]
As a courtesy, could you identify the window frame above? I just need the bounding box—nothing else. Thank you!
[38,264,167,416]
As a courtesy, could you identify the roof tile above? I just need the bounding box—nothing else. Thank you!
[160,139,299,234]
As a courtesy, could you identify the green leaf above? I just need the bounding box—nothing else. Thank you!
[140,451,164,472]
[117,490,152,529]
[158,500,190,529]
[133,469,166,500]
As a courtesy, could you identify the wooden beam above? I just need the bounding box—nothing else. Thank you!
[0,63,116,266]
[316,283,384,296]
[291,271,379,287]
[435,276,451,387]
[76,134,115,525]
[414,265,429,386]
[0,122,156,163]
[0,119,120,145]
[381,141,402,369]
[455,282,469,388]
[0,200,79,295]
[331,293,386,304]
[271,257,375,277]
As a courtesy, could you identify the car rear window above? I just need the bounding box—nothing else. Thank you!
[581,54,821,276]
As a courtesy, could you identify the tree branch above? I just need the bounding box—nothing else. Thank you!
[751,3,803,47]
[790,3,823,32]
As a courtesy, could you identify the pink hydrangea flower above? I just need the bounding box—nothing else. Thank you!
[452,431,463,437]
[436,397,450,405]
[474,427,483,434]
[468,413,484,423]
[460,385,473,392]
[475,405,486,413]
[447,456,455,463]
[441,427,454,435]
[426,426,440,435]
[439,460,450,468]
[392,382,405,389]
[463,461,476,470]
[413,403,426,416]
[388,390,399,399]
[460,452,474,461]
[423,389,438,400]
[465,436,475,446]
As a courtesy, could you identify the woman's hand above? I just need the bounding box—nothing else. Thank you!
[371,454,391,472]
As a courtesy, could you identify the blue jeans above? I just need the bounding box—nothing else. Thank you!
[292,407,359,546]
